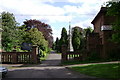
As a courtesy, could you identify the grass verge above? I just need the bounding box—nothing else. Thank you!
[70,63,120,79]
[61,60,106,65]
[61,59,119,65]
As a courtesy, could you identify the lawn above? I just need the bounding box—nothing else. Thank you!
[61,60,106,65]
[70,63,120,79]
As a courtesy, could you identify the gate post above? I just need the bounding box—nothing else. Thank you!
[61,44,67,62]
[32,46,38,63]
[12,53,17,63]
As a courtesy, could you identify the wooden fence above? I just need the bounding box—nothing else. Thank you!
[61,45,88,62]
[62,52,82,61]
[2,52,32,63]
[67,52,82,61]
[1,46,38,64]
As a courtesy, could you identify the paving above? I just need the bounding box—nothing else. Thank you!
[2,52,109,79]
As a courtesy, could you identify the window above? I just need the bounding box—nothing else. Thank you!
[101,25,112,31]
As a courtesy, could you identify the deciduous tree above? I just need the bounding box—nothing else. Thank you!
[23,19,53,48]
[22,28,48,49]
[1,12,19,51]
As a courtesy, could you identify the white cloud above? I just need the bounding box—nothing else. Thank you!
[67,0,109,4]
[72,19,93,29]
[0,0,109,23]
[52,28,62,41]
[31,15,73,23]
[0,0,110,41]
[0,0,65,15]
[0,8,3,13]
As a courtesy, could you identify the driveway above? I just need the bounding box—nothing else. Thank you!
[2,52,107,79]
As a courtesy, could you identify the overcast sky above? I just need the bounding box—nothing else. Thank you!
[0,0,110,41]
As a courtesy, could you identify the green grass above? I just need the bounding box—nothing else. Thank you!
[61,59,119,65]
[61,60,105,65]
[70,63,120,79]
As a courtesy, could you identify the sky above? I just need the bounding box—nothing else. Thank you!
[0,0,110,41]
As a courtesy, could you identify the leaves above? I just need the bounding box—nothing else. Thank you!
[106,1,120,43]
[54,37,60,52]
[22,28,48,48]
[59,27,68,52]
[23,19,53,47]
[60,27,68,45]
[72,27,81,51]
[1,12,19,51]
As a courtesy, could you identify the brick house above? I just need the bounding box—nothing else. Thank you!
[87,7,117,59]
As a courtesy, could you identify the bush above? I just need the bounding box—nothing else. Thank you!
[108,47,120,61]
[86,51,101,61]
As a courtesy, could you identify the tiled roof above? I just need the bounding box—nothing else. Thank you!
[91,7,107,24]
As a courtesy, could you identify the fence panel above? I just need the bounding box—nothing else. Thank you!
[66,52,82,61]
[2,52,33,63]
[2,52,15,63]
[17,52,32,63]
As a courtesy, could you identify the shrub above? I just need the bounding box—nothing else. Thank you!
[108,47,120,61]
[86,51,101,61]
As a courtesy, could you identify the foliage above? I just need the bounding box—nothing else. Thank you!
[86,51,100,61]
[106,1,120,44]
[39,47,51,61]
[79,38,86,50]
[108,47,120,61]
[17,25,28,45]
[23,19,53,48]
[22,28,48,49]
[72,27,81,51]
[19,24,49,50]
[71,63,120,79]
[59,27,68,52]
[1,12,20,51]
[39,49,45,57]
[52,42,55,50]
[20,27,50,58]
[78,27,93,50]
[54,37,60,52]
[83,27,93,37]
[60,27,68,45]
[1,12,50,54]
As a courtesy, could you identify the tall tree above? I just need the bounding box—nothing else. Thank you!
[72,27,81,51]
[59,27,68,52]
[106,1,120,44]
[22,28,48,49]
[60,27,68,45]
[1,12,19,51]
[23,19,53,48]
[82,27,93,49]
[55,37,60,52]
[84,27,93,37]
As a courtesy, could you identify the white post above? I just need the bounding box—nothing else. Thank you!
[68,22,73,52]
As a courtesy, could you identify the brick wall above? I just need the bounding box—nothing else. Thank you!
[87,33,100,52]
